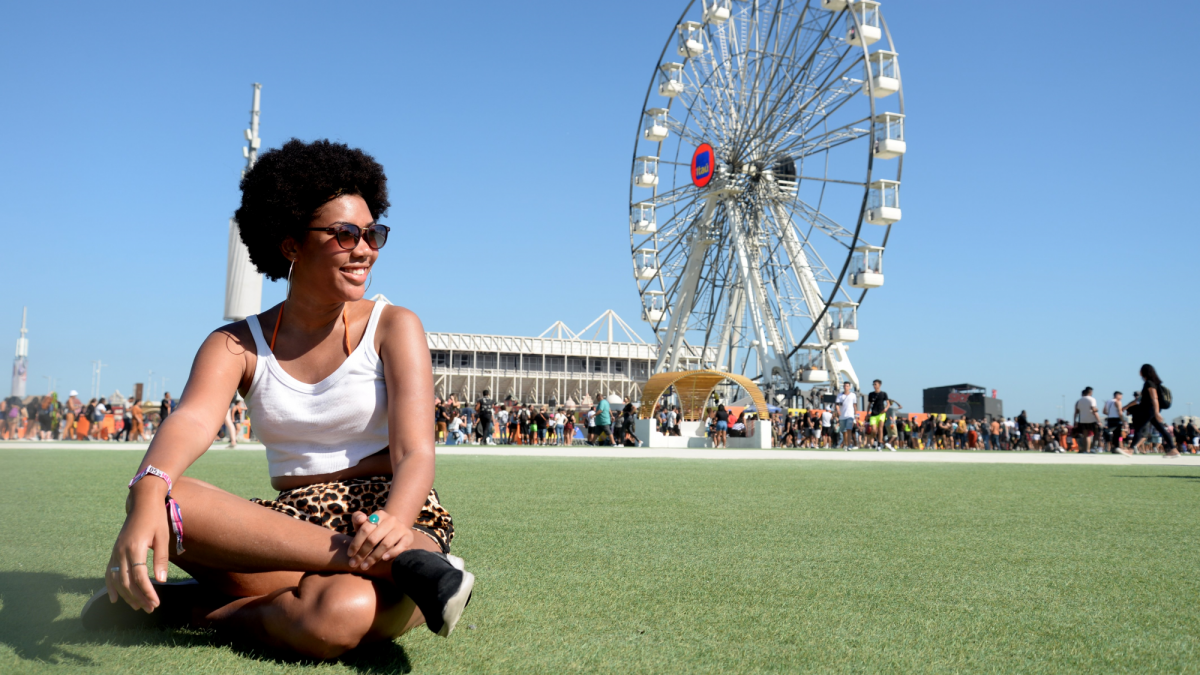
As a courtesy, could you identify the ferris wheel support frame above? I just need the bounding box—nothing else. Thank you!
[727,199,794,387]
[656,195,719,373]
[770,203,859,389]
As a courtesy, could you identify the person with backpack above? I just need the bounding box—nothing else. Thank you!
[475,389,494,445]
[1121,363,1177,457]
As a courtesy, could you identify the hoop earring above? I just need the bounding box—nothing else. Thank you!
[286,259,295,299]
[365,271,373,296]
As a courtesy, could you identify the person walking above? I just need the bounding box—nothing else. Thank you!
[129,397,146,441]
[836,381,858,451]
[160,392,174,422]
[1071,387,1101,454]
[585,406,596,445]
[1102,391,1123,453]
[1121,363,1177,457]
[866,379,900,451]
[594,393,613,447]
[1015,411,1030,450]
[475,390,494,445]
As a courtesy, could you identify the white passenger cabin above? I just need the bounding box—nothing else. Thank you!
[821,0,848,11]
[866,180,901,225]
[798,346,830,383]
[677,21,706,57]
[633,156,659,189]
[828,302,859,343]
[634,249,659,280]
[642,291,666,323]
[862,50,900,98]
[644,108,669,142]
[702,0,731,24]
[849,244,885,289]
[630,201,657,235]
[873,112,905,159]
[658,63,685,98]
[846,1,881,46]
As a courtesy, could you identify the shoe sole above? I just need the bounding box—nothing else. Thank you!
[80,580,200,631]
[437,571,475,637]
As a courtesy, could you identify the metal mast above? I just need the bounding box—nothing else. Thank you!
[10,307,27,397]
[224,83,264,321]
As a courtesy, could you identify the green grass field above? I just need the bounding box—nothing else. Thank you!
[1,450,1197,674]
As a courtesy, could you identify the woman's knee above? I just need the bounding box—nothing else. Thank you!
[291,576,377,659]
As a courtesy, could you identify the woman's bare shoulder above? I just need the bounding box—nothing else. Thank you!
[377,303,424,333]
[208,319,258,356]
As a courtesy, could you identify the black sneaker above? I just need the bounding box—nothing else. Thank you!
[390,550,475,637]
[81,579,206,631]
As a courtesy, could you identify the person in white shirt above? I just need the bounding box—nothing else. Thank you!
[448,414,464,445]
[835,382,858,451]
[586,407,596,445]
[1073,386,1101,454]
[553,410,566,446]
[820,408,833,449]
[1102,391,1123,453]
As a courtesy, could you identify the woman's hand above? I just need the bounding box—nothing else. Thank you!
[348,511,415,570]
[105,497,170,612]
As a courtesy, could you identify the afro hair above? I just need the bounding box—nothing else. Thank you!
[235,139,390,281]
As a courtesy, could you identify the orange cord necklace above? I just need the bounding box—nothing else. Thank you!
[269,302,351,355]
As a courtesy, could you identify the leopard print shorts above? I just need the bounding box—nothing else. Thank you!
[251,476,454,553]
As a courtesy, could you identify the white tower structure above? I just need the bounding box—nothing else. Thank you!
[11,307,28,397]
[224,83,264,321]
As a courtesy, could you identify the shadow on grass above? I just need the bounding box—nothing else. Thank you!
[1114,475,1200,481]
[0,572,411,673]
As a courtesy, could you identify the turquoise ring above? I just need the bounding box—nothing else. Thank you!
[368,513,380,524]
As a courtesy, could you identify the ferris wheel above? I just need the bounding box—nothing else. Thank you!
[629,0,904,398]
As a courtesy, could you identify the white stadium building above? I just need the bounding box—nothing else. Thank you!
[405,301,714,406]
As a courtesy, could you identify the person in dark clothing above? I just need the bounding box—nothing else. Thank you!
[1122,363,1176,457]
[712,404,730,448]
[475,390,494,445]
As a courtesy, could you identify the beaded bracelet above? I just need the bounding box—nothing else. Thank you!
[128,465,185,555]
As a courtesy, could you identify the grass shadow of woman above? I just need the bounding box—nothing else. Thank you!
[0,571,412,673]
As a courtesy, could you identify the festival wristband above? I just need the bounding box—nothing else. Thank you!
[128,465,186,555]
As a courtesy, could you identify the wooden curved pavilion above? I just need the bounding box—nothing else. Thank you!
[637,370,770,421]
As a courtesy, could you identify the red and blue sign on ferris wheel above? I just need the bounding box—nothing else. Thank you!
[691,143,715,188]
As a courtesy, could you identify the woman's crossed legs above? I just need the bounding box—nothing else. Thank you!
[149,477,441,659]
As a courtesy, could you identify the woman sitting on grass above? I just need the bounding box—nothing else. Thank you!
[83,139,474,659]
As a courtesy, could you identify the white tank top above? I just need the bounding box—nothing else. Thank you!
[245,300,389,477]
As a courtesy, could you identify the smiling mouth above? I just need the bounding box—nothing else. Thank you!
[341,266,369,280]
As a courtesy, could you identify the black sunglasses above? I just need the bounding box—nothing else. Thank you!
[306,222,391,250]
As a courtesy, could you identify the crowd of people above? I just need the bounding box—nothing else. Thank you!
[4,365,1193,456]
[767,365,1196,456]
[0,390,182,442]
[431,389,649,447]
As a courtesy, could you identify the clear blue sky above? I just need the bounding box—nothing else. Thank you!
[2,0,1197,421]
